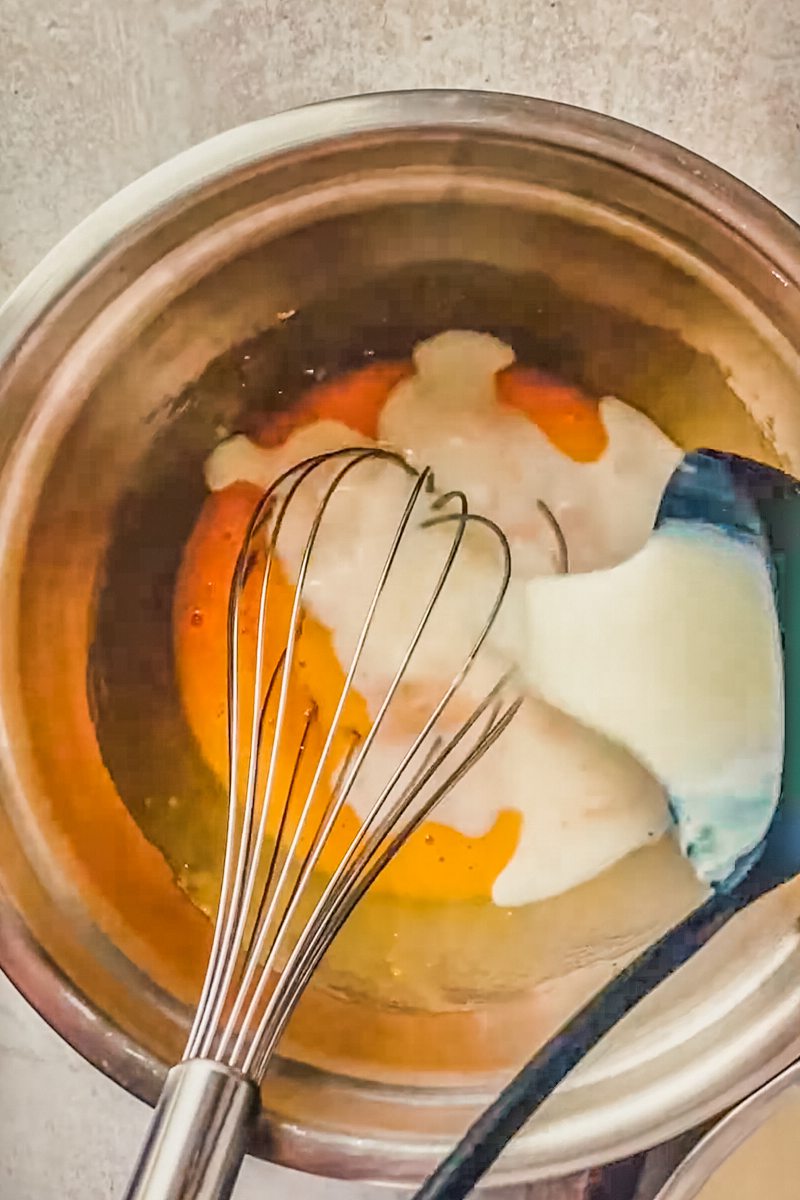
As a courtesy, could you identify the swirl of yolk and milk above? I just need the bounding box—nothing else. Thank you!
[381,331,683,577]
[175,332,690,908]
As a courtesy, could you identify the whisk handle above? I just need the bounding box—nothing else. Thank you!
[122,1059,260,1200]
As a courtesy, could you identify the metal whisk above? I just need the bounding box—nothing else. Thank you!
[123,446,520,1200]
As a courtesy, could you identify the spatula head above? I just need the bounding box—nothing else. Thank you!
[658,449,800,901]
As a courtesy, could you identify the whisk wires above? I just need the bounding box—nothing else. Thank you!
[184,447,519,1080]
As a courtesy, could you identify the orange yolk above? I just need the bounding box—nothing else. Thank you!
[252,360,412,445]
[174,359,606,903]
[497,366,609,461]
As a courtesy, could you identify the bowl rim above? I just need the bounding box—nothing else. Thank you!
[3,89,800,359]
[3,89,800,1187]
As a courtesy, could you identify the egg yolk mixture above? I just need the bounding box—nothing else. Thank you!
[174,331,681,909]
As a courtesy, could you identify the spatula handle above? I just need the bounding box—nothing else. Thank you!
[413,892,738,1200]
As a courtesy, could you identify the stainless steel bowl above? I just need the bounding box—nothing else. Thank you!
[654,1059,800,1200]
[3,90,800,1188]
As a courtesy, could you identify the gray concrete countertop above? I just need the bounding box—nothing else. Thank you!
[1,2,799,1198]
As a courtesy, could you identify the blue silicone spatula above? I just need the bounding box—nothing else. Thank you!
[414,449,800,1200]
